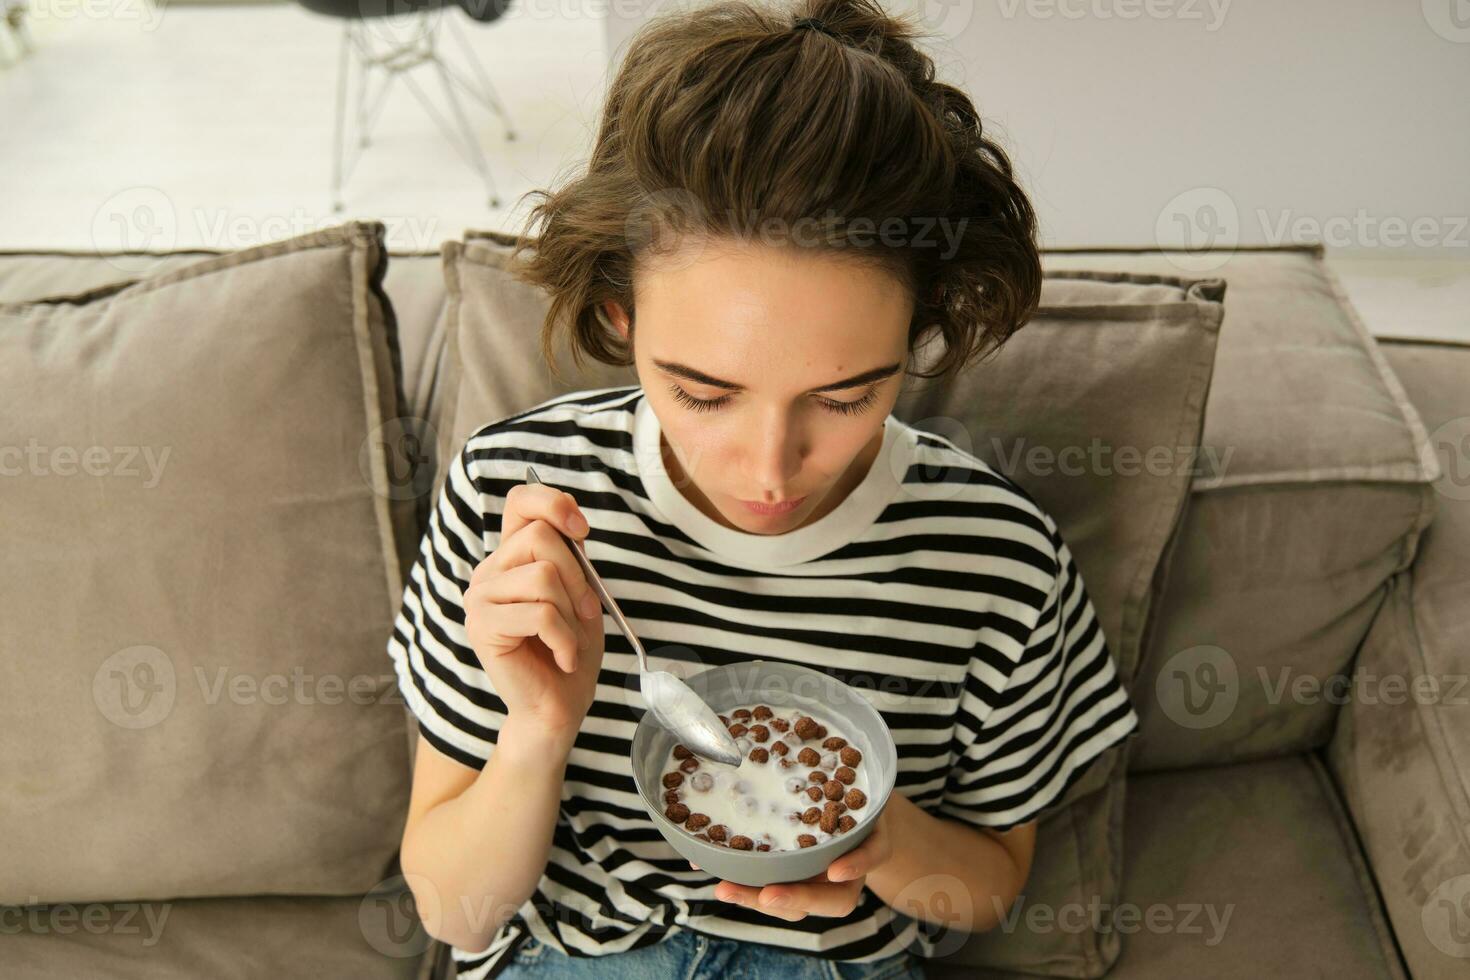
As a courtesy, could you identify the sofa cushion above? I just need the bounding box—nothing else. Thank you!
[0,223,416,903]
[430,235,1225,979]
[2,880,429,979]
[928,754,1405,980]
[1107,754,1403,980]
[428,231,637,490]
[1327,339,1470,977]
[896,270,1225,692]
[0,246,451,468]
[1043,247,1440,771]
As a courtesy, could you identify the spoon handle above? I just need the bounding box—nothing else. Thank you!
[525,466,649,673]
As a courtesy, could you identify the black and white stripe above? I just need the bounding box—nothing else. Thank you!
[386,385,1139,978]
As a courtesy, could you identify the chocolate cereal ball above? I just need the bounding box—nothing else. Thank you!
[837,814,856,833]
[805,786,823,802]
[833,766,856,784]
[807,771,827,784]
[797,747,821,767]
[748,747,770,764]
[679,757,700,773]
[673,744,693,759]
[728,723,749,738]
[801,806,822,825]
[770,717,790,733]
[662,771,683,789]
[797,834,818,848]
[729,835,754,850]
[748,724,770,743]
[794,716,820,739]
[732,708,752,721]
[685,812,711,831]
[823,780,844,801]
[840,746,863,767]
[707,824,728,842]
[822,737,848,751]
[756,842,772,852]
[769,740,789,757]
[665,802,690,823]
[752,705,773,720]
[663,788,681,804]
[844,788,867,809]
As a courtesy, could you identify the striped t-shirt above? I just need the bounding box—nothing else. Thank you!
[386,384,1140,979]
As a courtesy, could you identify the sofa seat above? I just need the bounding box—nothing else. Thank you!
[5,885,429,980]
[927,753,1406,980]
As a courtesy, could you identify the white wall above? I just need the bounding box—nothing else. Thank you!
[605,0,1470,254]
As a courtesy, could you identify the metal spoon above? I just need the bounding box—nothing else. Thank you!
[525,466,744,767]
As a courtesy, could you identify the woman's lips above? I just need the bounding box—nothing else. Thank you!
[738,495,807,516]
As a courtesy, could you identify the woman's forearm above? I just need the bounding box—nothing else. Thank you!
[865,793,1029,934]
[402,717,574,952]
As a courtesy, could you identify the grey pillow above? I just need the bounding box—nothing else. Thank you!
[0,222,417,903]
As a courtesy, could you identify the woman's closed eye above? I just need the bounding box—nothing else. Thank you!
[666,383,879,416]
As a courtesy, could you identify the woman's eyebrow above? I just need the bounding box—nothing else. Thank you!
[653,359,901,393]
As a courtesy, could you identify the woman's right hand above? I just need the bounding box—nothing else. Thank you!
[463,483,606,746]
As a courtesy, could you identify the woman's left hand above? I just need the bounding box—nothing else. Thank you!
[691,803,895,921]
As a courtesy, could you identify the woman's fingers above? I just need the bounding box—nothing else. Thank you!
[501,483,590,547]
[755,879,865,919]
[827,826,890,883]
[476,561,583,643]
[466,597,582,674]
[483,519,600,620]
[710,875,863,921]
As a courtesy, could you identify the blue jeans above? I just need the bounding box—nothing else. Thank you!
[496,928,925,980]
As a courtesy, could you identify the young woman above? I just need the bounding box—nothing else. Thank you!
[387,2,1140,978]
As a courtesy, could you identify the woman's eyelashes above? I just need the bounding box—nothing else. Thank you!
[666,384,879,416]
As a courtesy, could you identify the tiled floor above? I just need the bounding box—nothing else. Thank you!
[1,3,608,252]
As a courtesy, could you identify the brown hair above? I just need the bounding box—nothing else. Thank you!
[506,0,1042,385]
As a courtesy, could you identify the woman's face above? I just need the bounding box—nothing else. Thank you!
[604,240,912,535]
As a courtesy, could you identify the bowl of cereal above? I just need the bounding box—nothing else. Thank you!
[631,659,897,886]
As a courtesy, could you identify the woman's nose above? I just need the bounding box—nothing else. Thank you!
[746,416,804,495]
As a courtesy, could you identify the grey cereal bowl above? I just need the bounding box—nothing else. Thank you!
[631,659,898,886]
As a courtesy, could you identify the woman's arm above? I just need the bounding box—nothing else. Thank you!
[863,793,1035,932]
[400,720,575,953]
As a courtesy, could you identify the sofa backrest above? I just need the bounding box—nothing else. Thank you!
[0,238,1440,791]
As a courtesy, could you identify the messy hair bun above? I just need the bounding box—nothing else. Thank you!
[507,0,1042,383]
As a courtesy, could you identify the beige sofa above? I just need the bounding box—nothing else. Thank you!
[1,226,1465,980]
